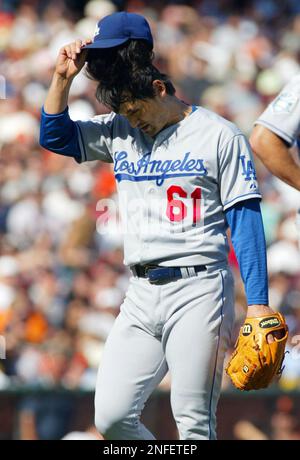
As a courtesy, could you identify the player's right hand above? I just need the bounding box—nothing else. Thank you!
[54,39,92,81]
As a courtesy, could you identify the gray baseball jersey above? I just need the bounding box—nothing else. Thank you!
[255,73,300,148]
[76,106,261,267]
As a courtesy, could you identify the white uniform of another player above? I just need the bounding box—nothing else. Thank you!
[73,106,261,439]
[255,74,300,243]
[255,74,300,148]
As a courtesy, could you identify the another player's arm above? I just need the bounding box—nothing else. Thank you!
[250,125,300,191]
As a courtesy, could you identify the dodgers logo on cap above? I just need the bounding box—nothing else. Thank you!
[94,23,100,37]
[83,12,153,50]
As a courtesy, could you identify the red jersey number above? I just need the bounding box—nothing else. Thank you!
[167,185,201,226]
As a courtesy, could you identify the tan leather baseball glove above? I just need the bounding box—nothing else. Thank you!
[225,312,289,391]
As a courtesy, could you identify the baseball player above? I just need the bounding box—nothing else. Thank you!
[40,12,277,440]
[250,74,300,191]
[250,74,300,243]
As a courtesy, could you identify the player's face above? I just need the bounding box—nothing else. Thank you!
[119,97,166,137]
[118,81,172,137]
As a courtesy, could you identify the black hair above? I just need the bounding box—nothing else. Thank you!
[85,40,176,112]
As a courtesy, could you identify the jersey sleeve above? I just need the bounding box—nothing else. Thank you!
[75,113,115,163]
[225,199,269,305]
[40,106,82,162]
[219,133,261,211]
[255,74,300,146]
[40,107,115,164]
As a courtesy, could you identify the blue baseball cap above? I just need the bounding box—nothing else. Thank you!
[82,12,153,49]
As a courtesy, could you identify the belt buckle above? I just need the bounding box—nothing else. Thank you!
[144,265,159,284]
[144,264,155,275]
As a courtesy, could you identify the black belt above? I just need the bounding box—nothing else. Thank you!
[130,264,207,285]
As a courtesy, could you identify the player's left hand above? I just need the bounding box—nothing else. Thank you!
[246,304,278,342]
[225,307,289,391]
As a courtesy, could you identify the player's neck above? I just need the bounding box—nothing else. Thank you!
[162,98,192,130]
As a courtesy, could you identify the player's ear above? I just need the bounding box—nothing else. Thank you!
[152,80,167,98]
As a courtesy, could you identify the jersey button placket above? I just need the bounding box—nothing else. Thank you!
[142,186,156,249]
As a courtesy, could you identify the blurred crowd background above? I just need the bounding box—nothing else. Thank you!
[1,0,300,440]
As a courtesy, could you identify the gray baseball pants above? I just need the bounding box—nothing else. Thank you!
[94,266,235,440]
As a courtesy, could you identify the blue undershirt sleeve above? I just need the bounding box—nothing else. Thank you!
[39,106,82,163]
[225,198,269,305]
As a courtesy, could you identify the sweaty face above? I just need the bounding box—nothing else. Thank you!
[118,98,166,137]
